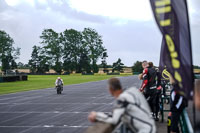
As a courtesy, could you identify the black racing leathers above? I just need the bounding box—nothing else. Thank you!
[155,69,162,120]
[140,67,157,114]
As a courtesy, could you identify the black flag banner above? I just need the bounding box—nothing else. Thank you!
[150,0,194,99]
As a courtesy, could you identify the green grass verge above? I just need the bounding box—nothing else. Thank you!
[0,74,132,95]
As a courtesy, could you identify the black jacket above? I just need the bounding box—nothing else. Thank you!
[170,87,188,112]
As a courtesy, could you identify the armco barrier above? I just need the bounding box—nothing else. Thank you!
[0,75,28,83]
[195,74,200,79]
[180,109,194,133]
[133,72,140,75]
[21,75,28,81]
[107,73,120,75]
[82,73,94,75]
[0,77,3,83]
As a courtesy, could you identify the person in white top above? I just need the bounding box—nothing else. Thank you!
[55,77,64,89]
[88,78,156,133]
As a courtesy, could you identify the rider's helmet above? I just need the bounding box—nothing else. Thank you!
[58,77,61,80]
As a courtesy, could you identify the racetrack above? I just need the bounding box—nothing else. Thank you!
[1,75,198,133]
[0,76,141,133]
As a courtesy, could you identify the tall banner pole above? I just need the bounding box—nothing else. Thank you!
[149,0,194,100]
[184,0,196,126]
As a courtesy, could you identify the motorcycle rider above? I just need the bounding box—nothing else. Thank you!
[55,77,64,91]
[139,61,157,119]
[148,62,162,121]
[88,78,156,133]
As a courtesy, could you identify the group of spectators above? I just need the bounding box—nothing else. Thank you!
[87,60,200,133]
[138,61,187,133]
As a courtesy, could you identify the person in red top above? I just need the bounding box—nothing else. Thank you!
[139,61,148,91]
[139,61,157,119]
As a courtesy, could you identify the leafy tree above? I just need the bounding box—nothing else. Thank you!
[112,58,124,73]
[61,29,84,72]
[0,30,20,72]
[101,52,108,73]
[40,29,62,74]
[11,59,17,69]
[37,51,50,74]
[28,45,49,74]
[79,53,91,73]
[17,62,24,69]
[18,62,29,69]
[82,28,106,73]
[23,64,30,69]
[193,65,200,69]
[28,45,39,73]
[107,65,113,68]
[28,27,107,74]
[63,59,73,73]
[132,61,143,73]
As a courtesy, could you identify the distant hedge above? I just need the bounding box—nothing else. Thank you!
[133,72,141,75]
[82,72,94,75]
[107,73,120,75]
[0,75,28,83]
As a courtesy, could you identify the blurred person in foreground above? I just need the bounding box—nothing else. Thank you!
[169,75,187,133]
[195,80,200,133]
[88,78,156,133]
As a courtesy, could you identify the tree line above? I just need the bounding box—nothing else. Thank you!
[28,28,108,74]
[0,28,125,74]
[0,30,20,72]
[1,29,199,74]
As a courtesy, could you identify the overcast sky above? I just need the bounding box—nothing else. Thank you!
[0,0,199,66]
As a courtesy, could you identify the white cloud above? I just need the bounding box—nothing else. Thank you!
[5,0,35,7]
[68,0,152,21]
[52,0,63,5]
[38,0,47,5]
[0,0,199,66]
[4,0,20,6]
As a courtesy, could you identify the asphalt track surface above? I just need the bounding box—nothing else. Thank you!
[0,76,141,133]
[1,76,199,133]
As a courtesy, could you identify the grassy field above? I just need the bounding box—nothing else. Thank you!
[0,74,132,95]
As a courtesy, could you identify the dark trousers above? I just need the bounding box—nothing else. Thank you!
[171,111,182,133]
[155,91,161,117]
[144,89,157,113]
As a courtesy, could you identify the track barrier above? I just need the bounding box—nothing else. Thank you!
[0,75,28,83]
[180,109,194,133]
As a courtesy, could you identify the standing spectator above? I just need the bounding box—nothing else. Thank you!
[169,75,187,133]
[140,61,157,119]
[88,78,156,133]
[195,80,200,133]
[148,62,162,121]
[138,61,148,80]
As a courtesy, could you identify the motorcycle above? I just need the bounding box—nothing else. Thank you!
[56,85,62,94]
